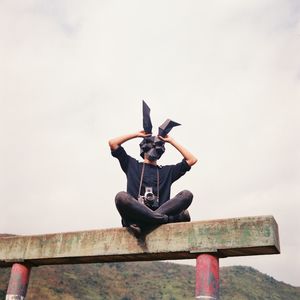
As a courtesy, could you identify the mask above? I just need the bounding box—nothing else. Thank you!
[139,100,181,160]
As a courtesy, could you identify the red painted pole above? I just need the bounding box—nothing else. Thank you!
[6,263,31,300]
[195,254,219,300]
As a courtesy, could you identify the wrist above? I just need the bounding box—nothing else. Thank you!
[168,138,176,145]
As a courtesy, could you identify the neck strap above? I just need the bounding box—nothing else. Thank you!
[138,163,160,200]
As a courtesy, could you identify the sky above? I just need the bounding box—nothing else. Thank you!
[1,0,300,286]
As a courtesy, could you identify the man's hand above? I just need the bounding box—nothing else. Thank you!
[109,131,151,150]
[136,130,152,138]
[158,134,174,144]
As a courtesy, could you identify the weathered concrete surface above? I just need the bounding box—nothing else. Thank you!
[0,215,280,268]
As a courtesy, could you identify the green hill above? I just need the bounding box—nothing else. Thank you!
[0,262,299,299]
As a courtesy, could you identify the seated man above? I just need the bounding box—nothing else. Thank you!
[109,101,197,237]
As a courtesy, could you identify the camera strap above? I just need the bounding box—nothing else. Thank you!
[138,163,160,200]
[138,163,145,199]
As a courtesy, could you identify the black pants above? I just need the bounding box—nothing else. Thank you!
[115,190,193,228]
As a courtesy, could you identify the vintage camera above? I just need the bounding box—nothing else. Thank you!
[138,187,159,209]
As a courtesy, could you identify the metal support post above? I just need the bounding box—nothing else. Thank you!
[195,253,219,300]
[6,263,31,300]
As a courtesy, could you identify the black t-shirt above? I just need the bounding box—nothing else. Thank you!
[111,146,191,206]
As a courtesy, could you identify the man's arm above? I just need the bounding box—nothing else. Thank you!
[108,131,151,150]
[159,135,198,167]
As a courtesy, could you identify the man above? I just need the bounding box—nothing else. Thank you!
[109,102,197,237]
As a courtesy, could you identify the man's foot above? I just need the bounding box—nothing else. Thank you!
[128,224,142,238]
[168,210,191,223]
[179,210,191,222]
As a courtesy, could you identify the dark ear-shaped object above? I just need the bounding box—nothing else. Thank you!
[158,119,181,137]
[143,100,152,134]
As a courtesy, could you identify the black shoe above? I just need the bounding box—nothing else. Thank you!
[128,224,142,238]
[169,210,191,223]
[179,210,191,222]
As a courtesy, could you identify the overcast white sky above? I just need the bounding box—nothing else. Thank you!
[1,0,299,286]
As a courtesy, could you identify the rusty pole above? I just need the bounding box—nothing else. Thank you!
[195,254,219,300]
[6,263,31,300]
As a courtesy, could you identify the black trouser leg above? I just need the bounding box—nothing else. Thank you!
[156,190,193,216]
[115,191,168,227]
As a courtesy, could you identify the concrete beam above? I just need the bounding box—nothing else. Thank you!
[0,215,280,267]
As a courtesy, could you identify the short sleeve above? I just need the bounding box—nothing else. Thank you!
[170,159,191,182]
[111,146,130,173]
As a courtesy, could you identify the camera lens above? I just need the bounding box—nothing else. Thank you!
[145,192,154,201]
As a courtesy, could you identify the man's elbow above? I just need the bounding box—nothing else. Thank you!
[108,139,118,150]
[187,157,198,167]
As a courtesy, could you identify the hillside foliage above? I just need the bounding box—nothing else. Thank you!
[1,262,299,300]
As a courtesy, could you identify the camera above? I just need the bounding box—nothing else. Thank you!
[138,187,159,209]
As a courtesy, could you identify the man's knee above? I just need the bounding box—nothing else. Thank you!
[115,191,130,208]
[180,190,193,205]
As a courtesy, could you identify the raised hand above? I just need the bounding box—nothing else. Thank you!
[136,130,152,138]
[158,134,174,144]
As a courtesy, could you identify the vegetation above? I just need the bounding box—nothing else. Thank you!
[0,262,299,299]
